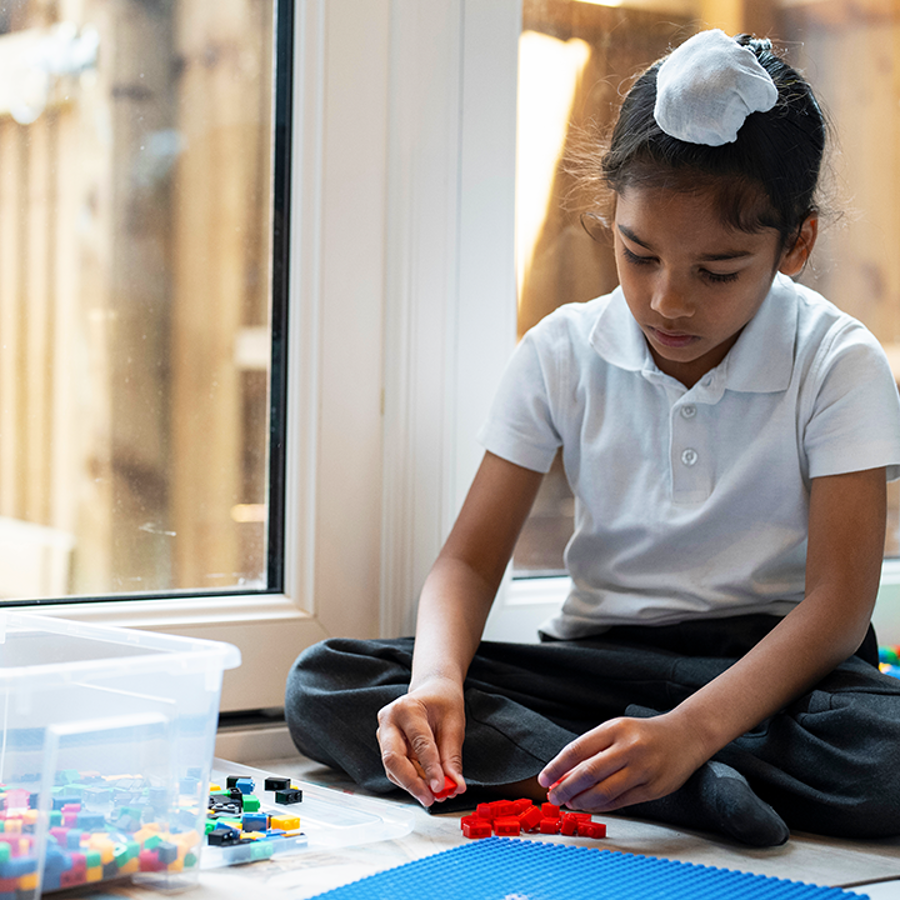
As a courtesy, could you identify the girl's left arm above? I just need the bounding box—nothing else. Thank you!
[540,466,887,812]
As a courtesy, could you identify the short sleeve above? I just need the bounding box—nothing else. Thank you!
[804,323,900,482]
[476,326,563,474]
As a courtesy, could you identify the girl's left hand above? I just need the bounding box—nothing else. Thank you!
[537,713,709,812]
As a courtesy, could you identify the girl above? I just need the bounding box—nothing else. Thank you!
[286,30,900,847]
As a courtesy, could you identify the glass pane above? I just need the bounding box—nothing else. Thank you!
[512,1,697,575]
[0,0,284,600]
[512,0,900,575]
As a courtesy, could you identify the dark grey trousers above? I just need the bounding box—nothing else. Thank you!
[284,614,900,838]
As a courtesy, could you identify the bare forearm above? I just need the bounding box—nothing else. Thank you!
[410,555,496,689]
[409,452,544,691]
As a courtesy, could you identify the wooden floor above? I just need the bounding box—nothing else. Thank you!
[67,752,900,899]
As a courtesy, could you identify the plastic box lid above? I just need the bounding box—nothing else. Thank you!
[0,611,242,683]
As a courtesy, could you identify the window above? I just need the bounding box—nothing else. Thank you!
[0,0,287,602]
[512,0,900,578]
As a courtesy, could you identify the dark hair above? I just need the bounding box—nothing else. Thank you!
[600,35,826,249]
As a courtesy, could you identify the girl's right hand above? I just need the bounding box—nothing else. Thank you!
[375,676,466,807]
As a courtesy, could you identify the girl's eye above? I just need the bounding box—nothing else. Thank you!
[621,244,740,284]
[702,269,739,285]
[621,245,654,266]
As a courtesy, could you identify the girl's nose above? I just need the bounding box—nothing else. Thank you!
[650,275,694,320]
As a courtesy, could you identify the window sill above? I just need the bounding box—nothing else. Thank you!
[21,593,310,629]
[482,574,569,643]
[875,559,900,644]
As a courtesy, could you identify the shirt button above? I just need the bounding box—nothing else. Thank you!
[702,376,713,387]
[681,405,697,419]
[681,448,698,467]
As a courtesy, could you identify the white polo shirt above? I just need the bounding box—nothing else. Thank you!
[478,274,900,638]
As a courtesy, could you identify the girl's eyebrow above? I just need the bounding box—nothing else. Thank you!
[617,223,652,249]
[616,223,754,262]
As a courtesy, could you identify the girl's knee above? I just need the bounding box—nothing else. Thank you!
[288,636,413,694]
[285,639,370,765]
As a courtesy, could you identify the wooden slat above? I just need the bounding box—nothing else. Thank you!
[0,122,26,520]
[51,105,80,553]
[103,0,176,592]
[780,0,898,29]
[170,0,271,589]
[786,17,900,346]
[25,110,51,525]
[0,120,17,518]
[70,0,116,593]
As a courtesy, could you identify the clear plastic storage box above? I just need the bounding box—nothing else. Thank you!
[0,612,240,897]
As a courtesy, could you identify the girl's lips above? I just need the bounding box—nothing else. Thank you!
[649,327,699,349]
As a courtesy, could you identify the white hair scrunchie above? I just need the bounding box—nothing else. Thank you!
[654,29,778,146]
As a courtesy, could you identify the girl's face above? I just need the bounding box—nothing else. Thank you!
[613,185,816,388]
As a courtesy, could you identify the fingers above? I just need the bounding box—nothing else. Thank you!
[538,723,617,800]
[377,714,441,805]
[545,756,632,811]
[538,715,705,814]
[435,715,466,798]
[377,719,433,806]
[537,718,663,812]
[376,693,466,806]
[557,765,648,813]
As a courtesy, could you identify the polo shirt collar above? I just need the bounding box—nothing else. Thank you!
[588,273,797,393]
[588,287,652,373]
[724,273,797,393]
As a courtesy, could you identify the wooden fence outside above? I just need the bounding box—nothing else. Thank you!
[0,0,273,598]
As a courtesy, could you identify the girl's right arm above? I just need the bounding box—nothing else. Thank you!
[376,450,544,806]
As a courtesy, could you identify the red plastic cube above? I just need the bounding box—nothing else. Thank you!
[517,805,543,832]
[433,775,457,799]
[462,819,492,839]
[577,820,607,839]
[489,800,516,818]
[492,816,521,837]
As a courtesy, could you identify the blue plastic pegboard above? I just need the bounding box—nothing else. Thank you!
[308,837,867,899]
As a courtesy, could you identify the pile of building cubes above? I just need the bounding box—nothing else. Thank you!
[460,799,606,840]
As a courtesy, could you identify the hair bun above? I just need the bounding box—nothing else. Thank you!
[654,29,778,146]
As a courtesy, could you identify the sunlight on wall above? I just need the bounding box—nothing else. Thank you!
[515,30,591,310]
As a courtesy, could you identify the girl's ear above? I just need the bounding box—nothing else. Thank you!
[778,215,819,277]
